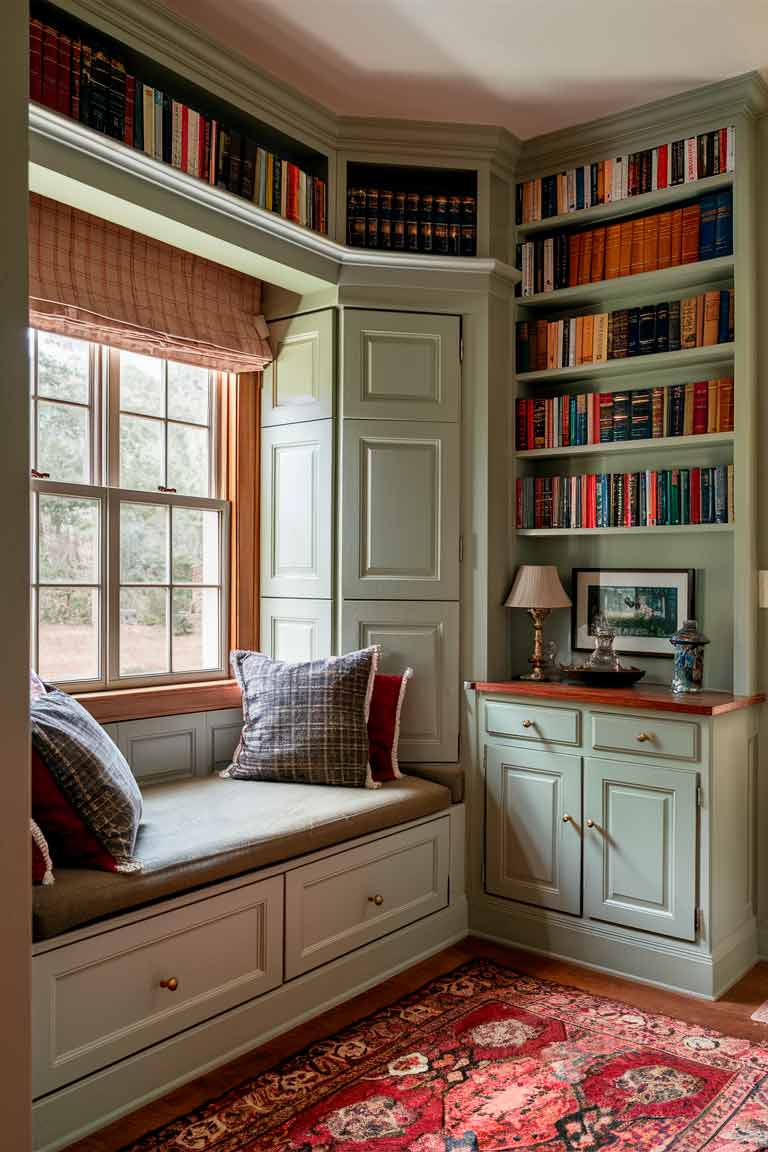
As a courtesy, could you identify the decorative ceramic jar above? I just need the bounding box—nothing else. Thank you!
[670,619,709,693]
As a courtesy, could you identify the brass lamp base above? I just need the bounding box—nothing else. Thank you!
[520,606,551,681]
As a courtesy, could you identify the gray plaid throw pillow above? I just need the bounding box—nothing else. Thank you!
[226,647,380,788]
[31,688,143,872]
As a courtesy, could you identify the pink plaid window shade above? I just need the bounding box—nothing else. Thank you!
[28,194,272,373]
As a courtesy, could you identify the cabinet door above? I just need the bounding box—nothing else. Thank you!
[341,420,459,601]
[342,600,459,762]
[260,598,332,661]
[261,419,332,599]
[342,309,460,422]
[262,309,335,426]
[485,745,582,914]
[584,757,697,940]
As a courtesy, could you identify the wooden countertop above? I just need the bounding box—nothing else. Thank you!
[469,680,765,716]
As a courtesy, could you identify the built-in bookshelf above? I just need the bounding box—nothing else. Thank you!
[511,91,762,694]
[29,0,329,234]
[345,161,478,256]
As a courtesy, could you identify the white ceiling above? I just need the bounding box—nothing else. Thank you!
[163,0,768,139]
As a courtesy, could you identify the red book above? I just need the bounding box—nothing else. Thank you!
[181,105,189,171]
[198,114,206,181]
[41,25,59,111]
[56,32,71,117]
[691,467,701,523]
[71,40,81,121]
[208,120,217,185]
[124,75,135,147]
[657,143,668,189]
[719,128,728,174]
[718,378,734,432]
[693,380,708,434]
[527,400,534,450]
[286,163,300,223]
[29,18,43,102]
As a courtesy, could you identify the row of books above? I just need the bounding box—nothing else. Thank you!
[516,127,735,224]
[516,466,734,530]
[515,378,734,451]
[347,187,477,255]
[516,290,734,373]
[518,191,732,296]
[29,17,328,234]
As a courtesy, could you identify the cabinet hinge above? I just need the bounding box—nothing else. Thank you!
[459,534,464,563]
[695,908,703,933]
[459,337,464,362]
[696,785,704,808]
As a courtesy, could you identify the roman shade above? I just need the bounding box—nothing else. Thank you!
[28,193,272,373]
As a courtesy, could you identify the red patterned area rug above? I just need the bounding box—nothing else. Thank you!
[124,959,768,1151]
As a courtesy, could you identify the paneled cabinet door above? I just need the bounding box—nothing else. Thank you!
[485,745,582,914]
[262,309,335,426]
[342,309,460,422]
[259,598,332,662]
[583,757,697,941]
[261,419,332,599]
[342,600,459,762]
[341,420,459,601]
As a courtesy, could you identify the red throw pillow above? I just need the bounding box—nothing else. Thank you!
[368,669,413,783]
[31,818,54,886]
[31,747,118,872]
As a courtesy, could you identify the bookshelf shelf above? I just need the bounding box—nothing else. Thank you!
[516,172,734,237]
[516,342,735,385]
[514,431,734,461]
[518,255,734,311]
[517,523,733,537]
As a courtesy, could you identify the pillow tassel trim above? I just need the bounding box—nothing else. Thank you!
[31,818,54,886]
[390,667,414,778]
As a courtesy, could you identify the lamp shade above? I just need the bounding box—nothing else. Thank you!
[505,565,571,609]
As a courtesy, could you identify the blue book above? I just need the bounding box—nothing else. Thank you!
[627,308,640,356]
[714,190,733,257]
[698,194,717,260]
[718,289,730,343]
[575,167,585,210]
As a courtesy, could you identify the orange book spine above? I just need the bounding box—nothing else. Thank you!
[604,223,621,279]
[618,220,633,278]
[670,208,683,266]
[657,211,672,270]
[578,231,593,285]
[590,226,606,282]
[642,214,659,273]
[629,217,644,275]
[581,315,595,364]
[574,317,584,366]
[681,203,701,264]
[681,298,698,348]
[702,291,720,346]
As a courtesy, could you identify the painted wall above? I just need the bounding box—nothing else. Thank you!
[756,113,768,954]
[0,0,31,1144]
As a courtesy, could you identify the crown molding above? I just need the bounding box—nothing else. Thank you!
[517,72,768,179]
[337,117,520,175]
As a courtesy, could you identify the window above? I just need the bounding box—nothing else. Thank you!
[30,331,229,690]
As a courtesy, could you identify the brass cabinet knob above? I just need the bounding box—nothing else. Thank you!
[562,813,572,823]
[522,719,534,729]
[368,894,384,907]
[159,977,179,991]
[636,732,654,743]
[586,818,596,828]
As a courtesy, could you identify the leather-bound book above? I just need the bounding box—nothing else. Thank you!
[41,25,59,111]
[670,208,683,265]
[693,380,709,434]
[718,378,734,431]
[629,216,644,275]
[578,230,593,285]
[590,226,606,282]
[668,299,681,350]
[581,314,595,364]
[702,291,721,345]
[568,233,581,287]
[30,18,43,103]
[604,223,621,279]
[681,203,701,264]
[642,214,659,272]
[56,32,71,117]
[680,297,698,349]
[657,211,672,269]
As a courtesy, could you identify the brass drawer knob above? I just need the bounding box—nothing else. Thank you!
[586,818,596,828]
[159,977,179,992]
[562,813,572,823]
[522,719,534,729]
[368,894,384,907]
[636,732,654,743]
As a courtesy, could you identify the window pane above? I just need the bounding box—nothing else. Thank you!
[120,502,169,583]
[39,494,100,584]
[120,588,168,676]
[120,351,164,416]
[120,414,165,491]
[167,362,210,425]
[172,588,220,672]
[172,507,220,584]
[37,332,90,403]
[37,401,90,483]
[38,587,99,682]
[168,423,209,496]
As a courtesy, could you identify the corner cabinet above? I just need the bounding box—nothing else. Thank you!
[473,684,763,998]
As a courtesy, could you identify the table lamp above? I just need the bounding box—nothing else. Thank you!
[505,565,571,681]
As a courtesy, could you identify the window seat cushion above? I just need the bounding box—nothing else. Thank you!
[32,773,451,942]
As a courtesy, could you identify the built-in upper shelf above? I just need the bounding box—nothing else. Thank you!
[517,255,734,310]
[516,342,735,385]
[515,430,734,461]
[517,522,733,537]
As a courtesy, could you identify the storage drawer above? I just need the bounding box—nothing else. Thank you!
[285,817,450,978]
[485,699,580,747]
[32,875,283,1096]
[591,712,700,762]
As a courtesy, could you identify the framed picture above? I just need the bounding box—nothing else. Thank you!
[572,568,695,658]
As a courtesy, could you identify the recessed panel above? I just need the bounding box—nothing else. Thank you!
[260,599,332,662]
[604,785,669,909]
[362,438,439,579]
[262,310,334,426]
[362,331,441,403]
[501,768,559,888]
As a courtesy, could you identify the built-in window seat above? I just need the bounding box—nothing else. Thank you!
[33,769,459,942]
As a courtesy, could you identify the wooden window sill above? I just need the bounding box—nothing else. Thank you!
[75,680,242,724]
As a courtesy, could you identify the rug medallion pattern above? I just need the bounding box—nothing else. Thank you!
[124,959,768,1151]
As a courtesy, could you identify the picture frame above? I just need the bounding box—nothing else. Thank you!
[571,568,695,658]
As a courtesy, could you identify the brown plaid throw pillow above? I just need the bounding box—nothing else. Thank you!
[225,647,380,788]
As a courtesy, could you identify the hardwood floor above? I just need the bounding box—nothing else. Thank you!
[64,937,768,1152]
